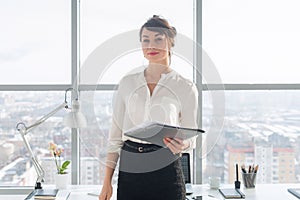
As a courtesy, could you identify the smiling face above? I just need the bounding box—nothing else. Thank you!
[141,28,170,65]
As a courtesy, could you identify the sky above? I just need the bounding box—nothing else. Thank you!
[0,0,300,84]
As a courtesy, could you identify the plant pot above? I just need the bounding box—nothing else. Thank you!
[54,173,69,189]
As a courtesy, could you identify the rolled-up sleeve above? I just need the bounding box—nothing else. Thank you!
[180,83,199,150]
[107,80,125,154]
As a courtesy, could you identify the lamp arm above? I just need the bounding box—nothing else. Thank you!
[24,102,68,134]
[19,129,45,188]
[16,101,68,189]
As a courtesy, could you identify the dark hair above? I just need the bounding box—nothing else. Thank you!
[139,15,177,48]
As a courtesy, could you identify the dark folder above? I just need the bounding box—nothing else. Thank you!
[34,189,58,199]
[288,188,300,199]
[124,121,205,147]
[219,188,245,199]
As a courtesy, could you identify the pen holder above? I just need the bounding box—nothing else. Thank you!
[242,172,256,188]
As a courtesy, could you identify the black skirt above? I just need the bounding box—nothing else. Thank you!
[117,140,186,200]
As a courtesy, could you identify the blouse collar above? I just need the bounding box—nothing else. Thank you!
[138,69,176,83]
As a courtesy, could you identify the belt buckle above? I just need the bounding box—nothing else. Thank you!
[138,147,143,152]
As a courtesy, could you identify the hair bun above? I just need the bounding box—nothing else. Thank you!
[171,26,177,34]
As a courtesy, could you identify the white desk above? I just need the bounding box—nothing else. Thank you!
[195,184,300,200]
[1,184,299,199]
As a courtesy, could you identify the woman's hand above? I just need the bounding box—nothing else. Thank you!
[99,181,113,200]
[163,137,189,155]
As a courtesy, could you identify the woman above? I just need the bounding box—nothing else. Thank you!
[99,15,198,200]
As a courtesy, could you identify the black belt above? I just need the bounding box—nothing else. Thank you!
[123,140,162,153]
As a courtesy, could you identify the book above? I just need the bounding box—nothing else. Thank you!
[219,188,245,199]
[288,188,300,199]
[124,121,205,147]
[34,189,58,200]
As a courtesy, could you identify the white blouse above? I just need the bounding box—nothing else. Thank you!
[107,69,199,154]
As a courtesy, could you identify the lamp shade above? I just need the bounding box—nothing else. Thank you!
[63,99,87,128]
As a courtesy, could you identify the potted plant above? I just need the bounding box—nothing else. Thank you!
[49,142,70,189]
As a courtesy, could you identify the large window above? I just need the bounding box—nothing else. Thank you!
[202,0,300,184]
[203,91,300,184]
[80,0,193,85]
[203,0,300,84]
[0,0,71,187]
[0,0,71,84]
[79,91,114,185]
[0,92,71,186]
[1,0,300,188]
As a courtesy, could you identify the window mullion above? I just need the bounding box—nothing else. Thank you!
[194,0,203,184]
[71,0,80,185]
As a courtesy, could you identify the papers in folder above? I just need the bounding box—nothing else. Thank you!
[124,121,205,147]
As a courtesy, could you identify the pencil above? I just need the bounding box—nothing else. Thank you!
[241,164,247,173]
[254,165,259,173]
[236,163,239,181]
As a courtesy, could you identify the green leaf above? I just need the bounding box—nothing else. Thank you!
[62,160,70,169]
[58,160,70,174]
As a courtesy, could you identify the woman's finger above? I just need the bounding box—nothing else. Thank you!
[164,137,183,154]
[169,138,185,150]
[172,137,184,145]
[163,138,177,154]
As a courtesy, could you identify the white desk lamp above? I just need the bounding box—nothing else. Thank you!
[16,88,87,189]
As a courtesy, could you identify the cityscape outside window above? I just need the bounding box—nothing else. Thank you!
[202,91,300,184]
[1,91,299,185]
